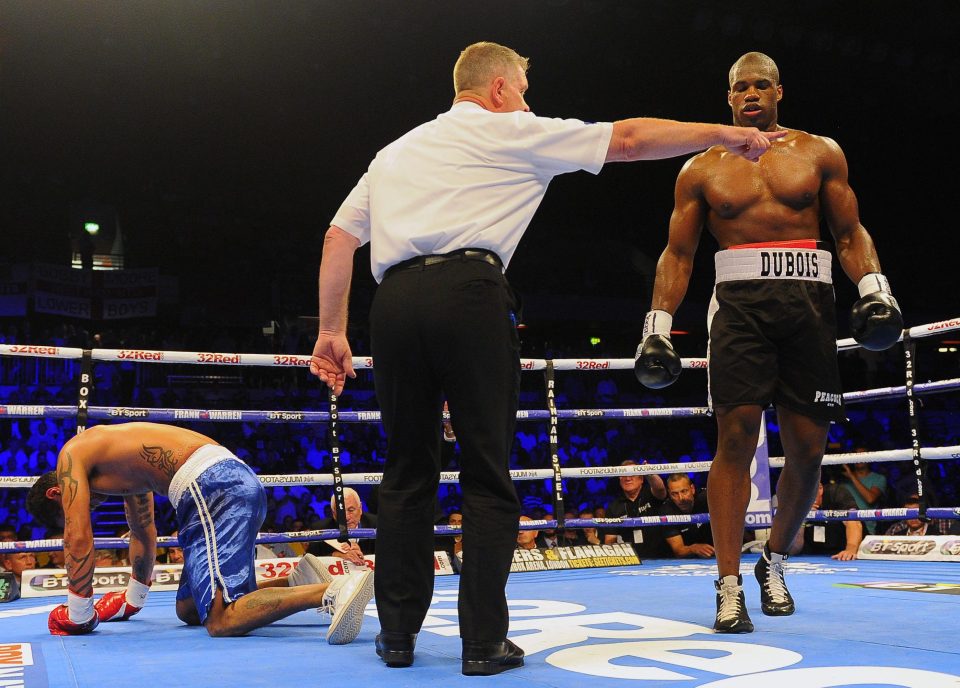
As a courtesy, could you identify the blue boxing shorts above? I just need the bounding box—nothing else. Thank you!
[168,444,266,624]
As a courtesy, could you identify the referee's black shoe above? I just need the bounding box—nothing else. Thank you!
[754,543,795,615]
[462,638,524,676]
[376,632,416,668]
[713,574,754,633]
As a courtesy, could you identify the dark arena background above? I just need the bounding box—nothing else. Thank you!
[1,2,959,687]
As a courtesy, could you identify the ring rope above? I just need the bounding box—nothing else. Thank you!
[5,446,960,490]
[770,445,960,469]
[1,460,720,489]
[1,316,957,367]
[4,508,958,554]
[4,372,960,424]
[0,405,712,422]
[842,378,960,404]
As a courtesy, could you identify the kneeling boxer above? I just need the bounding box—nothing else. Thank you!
[27,422,373,643]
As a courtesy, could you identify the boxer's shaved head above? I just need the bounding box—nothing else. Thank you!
[729,52,780,88]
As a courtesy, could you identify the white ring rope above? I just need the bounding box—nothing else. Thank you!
[1,316,958,368]
[7,446,960,490]
[770,445,960,468]
[0,461,716,489]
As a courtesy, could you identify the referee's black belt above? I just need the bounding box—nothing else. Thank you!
[383,248,502,279]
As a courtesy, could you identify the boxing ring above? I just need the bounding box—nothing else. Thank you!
[1,558,958,687]
[2,318,960,686]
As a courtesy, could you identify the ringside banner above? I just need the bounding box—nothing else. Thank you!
[858,535,960,561]
[20,564,183,597]
[20,552,455,597]
[511,543,639,573]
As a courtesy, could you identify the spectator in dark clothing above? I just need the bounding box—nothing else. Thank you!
[602,460,667,558]
[307,488,376,564]
[788,480,862,560]
[661,473,714,558]
[437,510,463,559]
[885,495,957,536]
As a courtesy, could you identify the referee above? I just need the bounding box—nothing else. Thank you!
[309,41,784,675]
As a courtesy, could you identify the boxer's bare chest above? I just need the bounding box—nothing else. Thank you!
[701,137,825,244]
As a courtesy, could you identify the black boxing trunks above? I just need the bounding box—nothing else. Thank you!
[706,240,845,423]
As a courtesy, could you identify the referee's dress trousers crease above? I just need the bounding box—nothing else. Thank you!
[370,254,522,641]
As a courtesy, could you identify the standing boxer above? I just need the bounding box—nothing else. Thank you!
[635,52,902,632]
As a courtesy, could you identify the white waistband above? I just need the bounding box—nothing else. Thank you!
[168,444,240,509]
[715,247,832,284]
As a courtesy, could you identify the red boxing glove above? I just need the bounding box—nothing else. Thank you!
[95,591,143,622]
[48,604,99,636]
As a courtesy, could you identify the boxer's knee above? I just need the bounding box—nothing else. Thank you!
[204,618,235,637]
[778,407,829,464]
[203,589,245,637]
[176,597,202,626]
[715,406,763,463]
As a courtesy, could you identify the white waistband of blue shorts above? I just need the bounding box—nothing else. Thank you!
[715,247,832,284]
[168,444,241,509]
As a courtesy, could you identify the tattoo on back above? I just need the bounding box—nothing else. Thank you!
[139,445,177,478]
[57,451,80,508]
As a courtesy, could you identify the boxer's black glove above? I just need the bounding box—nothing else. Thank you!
[850,273,903,351]
[634,310,682,389]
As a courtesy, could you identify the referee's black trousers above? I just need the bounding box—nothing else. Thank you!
[370,256,522,641]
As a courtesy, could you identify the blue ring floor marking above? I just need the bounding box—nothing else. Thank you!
[1,557,957,687]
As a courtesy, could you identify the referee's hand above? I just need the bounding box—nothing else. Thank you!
[310,332,356,395]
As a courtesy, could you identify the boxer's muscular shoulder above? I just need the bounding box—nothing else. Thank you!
[789,129,843,157]
[797,132,849,176]
[678,148,720,181]
[61,425,108,461]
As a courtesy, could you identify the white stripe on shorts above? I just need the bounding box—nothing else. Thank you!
[188,481,231,603]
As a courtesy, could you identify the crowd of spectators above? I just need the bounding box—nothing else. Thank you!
[1,317,959,571]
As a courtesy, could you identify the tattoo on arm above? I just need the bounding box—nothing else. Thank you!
[66,549,95,597]
[139,445,177,477]
[57,451,80,507]
[123,493,156,583]
[124,494,155,530]
[131,554,150,582]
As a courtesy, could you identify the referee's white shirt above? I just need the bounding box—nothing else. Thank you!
[331,101,614,283]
